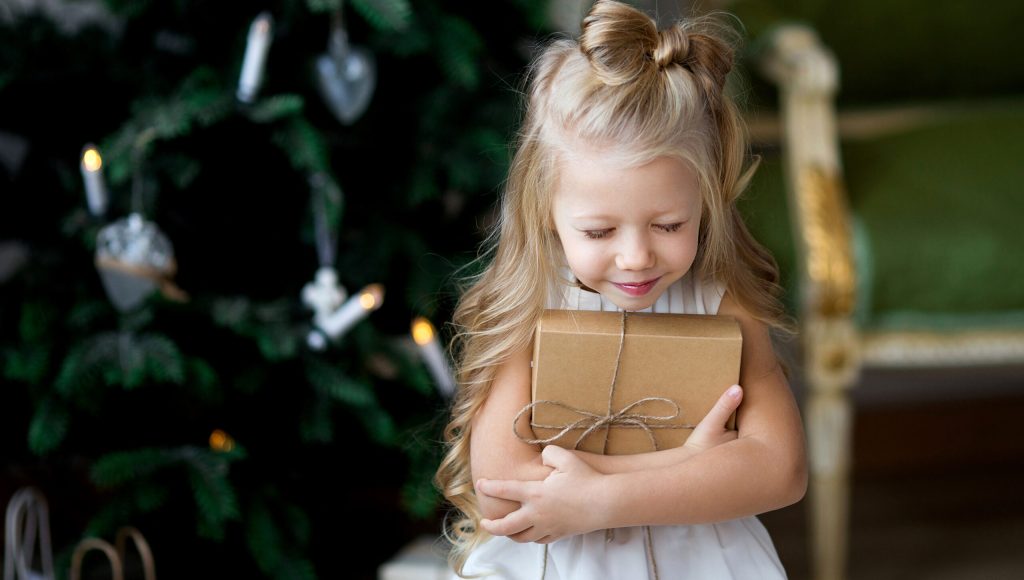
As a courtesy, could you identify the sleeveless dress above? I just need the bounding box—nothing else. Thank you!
[458,271,788,580]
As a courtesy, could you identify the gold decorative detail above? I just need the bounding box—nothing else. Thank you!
[796,166,856,317]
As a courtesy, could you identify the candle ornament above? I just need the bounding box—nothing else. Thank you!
[308,283,384,347]
[80,144,109,217]
[411,317,456,399]
[237,12,274,103]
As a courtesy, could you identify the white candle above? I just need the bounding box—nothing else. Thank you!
[314,283,383,340]
[411,317,456,398]
[80,144,108,217]
[237,12,273,103]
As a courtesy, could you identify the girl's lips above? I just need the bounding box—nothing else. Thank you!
[612,277,660,297]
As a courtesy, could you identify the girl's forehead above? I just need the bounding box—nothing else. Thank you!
[552,153,700,215]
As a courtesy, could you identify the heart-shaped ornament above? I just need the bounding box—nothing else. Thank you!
[95,213,184,312]
[315,27,376,125]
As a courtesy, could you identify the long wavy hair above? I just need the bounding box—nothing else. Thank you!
[435,1,786,575]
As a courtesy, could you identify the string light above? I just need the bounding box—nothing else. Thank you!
[80,144,108,217]
[411,317,455,398]
[209,429,236,453]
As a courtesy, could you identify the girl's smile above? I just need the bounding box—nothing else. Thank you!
[552,150,702,310]
[612,276,662,296]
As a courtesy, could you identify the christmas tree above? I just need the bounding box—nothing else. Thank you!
[0,0,552,577]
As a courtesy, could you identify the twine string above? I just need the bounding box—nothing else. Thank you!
[522,310,686,580]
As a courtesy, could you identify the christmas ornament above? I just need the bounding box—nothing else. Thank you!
[237,12,274,103]
[95,213,186,312]
[80,144,109,217]
[307,284,384,348]
[411,317,456,398]
[315,8,375,125]
[302,173,349,350]
[302,266,347,340]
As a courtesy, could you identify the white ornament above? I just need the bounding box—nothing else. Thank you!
[315,22,375,125]
[95,213,185,312]
[302,266,347,325]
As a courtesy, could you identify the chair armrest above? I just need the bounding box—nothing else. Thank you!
[757,24,859,387]
[757,24,856,321]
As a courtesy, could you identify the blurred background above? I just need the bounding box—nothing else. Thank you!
[1,1,1022,579]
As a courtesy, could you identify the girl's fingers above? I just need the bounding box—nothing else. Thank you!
[476,478,525,501]
[540,444,573,469]
[482,513,532,538]
[696,385,742,433]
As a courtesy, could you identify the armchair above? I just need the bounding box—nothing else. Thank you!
[746,23,1024,580]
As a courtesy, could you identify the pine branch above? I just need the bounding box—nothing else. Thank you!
[305,0,341,13]
[245,94,305,124]
[435,15,483,90]
[351,0,413,31]
[28,397,69,456]
[137,333,186,386]
[272,117,330,175]
[103,68,233,185]
[19,300,56,342]
[186,358,222,404]
[84,483,170,537]
[305,358,376,408]
[246,497,317,580]
[90,448,183,488]
[4,346,50,385]
[184,447,242,540]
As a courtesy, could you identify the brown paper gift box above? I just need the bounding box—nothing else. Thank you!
[528,309,742,455]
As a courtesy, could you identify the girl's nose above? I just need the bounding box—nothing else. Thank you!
[615,233,655,271]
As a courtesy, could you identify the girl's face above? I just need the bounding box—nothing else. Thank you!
[552,150,701,311]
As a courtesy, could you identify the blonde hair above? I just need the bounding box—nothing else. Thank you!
[435,1,785,575]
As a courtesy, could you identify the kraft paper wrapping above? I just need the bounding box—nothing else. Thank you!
[529,310,742,455]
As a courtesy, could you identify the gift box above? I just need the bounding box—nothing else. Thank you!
[527,309,742,455]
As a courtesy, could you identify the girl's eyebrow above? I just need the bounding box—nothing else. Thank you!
[570,209,692,221]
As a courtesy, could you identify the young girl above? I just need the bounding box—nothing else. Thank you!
[435,1,806,577]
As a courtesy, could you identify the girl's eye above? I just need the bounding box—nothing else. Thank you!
[655,222,683,233]
[583,229,612,239]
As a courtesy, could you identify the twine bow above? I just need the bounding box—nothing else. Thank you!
[513,397,693,452]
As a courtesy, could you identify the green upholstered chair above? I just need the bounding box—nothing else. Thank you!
[734,12,1024,580]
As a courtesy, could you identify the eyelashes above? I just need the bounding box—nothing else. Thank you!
[582,223,683,239]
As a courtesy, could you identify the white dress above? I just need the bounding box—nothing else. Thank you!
[459,271,787,580]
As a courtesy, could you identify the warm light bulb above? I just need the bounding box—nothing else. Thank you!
[358,284,384,310]
[209,429,235,453]
[411,317,434,345]
[82,147,102,172]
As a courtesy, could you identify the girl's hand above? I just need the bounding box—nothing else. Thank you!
[476,445,605,544]
[683,384,743,454]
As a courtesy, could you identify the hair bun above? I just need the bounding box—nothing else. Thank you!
[654,26,689,69]
[579,0,659,86]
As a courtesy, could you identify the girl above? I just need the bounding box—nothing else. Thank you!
[435,1,806,578]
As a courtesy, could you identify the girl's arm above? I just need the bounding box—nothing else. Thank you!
[470,338,744,522]
[476,293,807,542]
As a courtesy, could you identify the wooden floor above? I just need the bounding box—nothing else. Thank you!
[761,366,1024,580]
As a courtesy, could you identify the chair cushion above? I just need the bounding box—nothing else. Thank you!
[741,101,1024,330]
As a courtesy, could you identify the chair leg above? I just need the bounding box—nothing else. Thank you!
[806,386,853,580]
[802,318,859,580]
